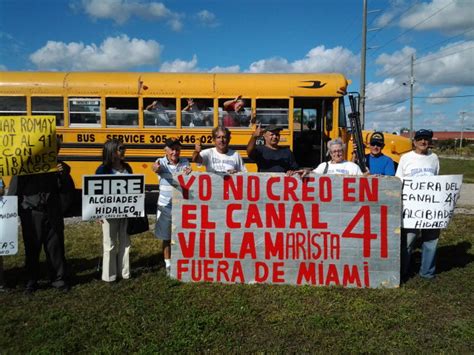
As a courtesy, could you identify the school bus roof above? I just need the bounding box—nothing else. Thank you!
[0,72,349,97]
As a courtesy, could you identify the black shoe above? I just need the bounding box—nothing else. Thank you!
[25,281,38,295]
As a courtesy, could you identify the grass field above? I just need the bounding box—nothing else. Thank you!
[1,211,473,353]
[439,157,474,183]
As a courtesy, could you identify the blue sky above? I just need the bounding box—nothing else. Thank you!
[0,0,473,133]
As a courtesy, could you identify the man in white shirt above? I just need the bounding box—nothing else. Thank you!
[396,129,440,280]
[193,126,246,173]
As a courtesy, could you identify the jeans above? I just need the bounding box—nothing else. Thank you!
[401,228,440,279]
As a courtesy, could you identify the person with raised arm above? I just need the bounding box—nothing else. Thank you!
[193,126,246,174]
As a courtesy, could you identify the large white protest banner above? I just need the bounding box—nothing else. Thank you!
[0,196,18,256]
[82,174,145,220]
[172,173,402,288]
[401,175,463,229]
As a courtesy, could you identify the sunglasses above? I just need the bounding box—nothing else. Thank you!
[370,141,383,147]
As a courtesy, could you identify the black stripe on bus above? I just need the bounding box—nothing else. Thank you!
[59,154,256,164]
[61,142,253,151]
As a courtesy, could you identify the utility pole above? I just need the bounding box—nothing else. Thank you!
[409,54,415,139]
[360,0,367,128]
[460,111,466,149]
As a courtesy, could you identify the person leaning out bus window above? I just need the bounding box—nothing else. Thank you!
[96,139,133,282]
[223,95,255,127]
[313,138,363,175]
[193,126,247,174]
[152,138,192,276]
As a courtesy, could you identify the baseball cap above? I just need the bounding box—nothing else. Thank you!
[414,129,433,140]
[264,124,283,132]
[370,131,384,145]
[164,137,182,148]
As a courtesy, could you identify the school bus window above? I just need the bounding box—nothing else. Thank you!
[106,97,138,127]
[143,98,176,127]
[181,98,213,127]
[218,97,252,128]
[339,97,347,128]
[256,99,289,129]
[69,98,101,126]
[32,96,64,126]
[0,96,26,115]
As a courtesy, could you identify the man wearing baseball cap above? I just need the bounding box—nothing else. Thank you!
[365,131,395,176]
[247,123,299,173]
[396,128,440,281]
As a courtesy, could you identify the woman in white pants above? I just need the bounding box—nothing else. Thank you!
[95,139,133,282]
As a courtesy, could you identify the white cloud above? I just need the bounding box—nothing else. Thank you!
[375,41,474,86]
[196,10,219,27]
[399,0,474,34]
[29,35,162,71]
[82,0,183,31]
[209,65,240,73]
[426,86,461,104]
[160,55,198,72]
[246,46,359,76]
[366,77,410,106]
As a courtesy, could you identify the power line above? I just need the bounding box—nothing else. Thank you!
[365,98,409,113]
[415,45,474,65]
[369,0,455,56]
[415,94,474,99]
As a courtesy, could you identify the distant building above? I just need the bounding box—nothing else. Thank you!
[401,131,474,142]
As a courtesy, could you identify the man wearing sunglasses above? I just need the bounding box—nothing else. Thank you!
[365,131,395,176]
[396,129,440,281]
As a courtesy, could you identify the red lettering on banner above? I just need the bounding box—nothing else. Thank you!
[265,232,284,260]
[247,175,260,202]
[245,204,263,228]
[265,203,285,228]
[319,176,332,202]
[226,203,241,228]
[182,205,197,228]
[283,176,298,201]
[267,176,281,201]
[342,206,377,258]
[178,259,244,283]
[255,262,269,282]
[199,175,212,201]
[363,262,370,287]
[223,175,243,200]
[201,205,216,229]
[360,177,378,201]
[241,232,257,259]
[271,262,285,283]
[342,264,362,287]
[343,177,357,202]
[177,175,196,199]
[311,204,328,229]
[325,264,340,286]
[380,205,388,258]
[289,203,307,228]
[302,177,315,201]
[178,231,195,258]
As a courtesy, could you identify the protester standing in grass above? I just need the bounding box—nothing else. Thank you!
[396,129,440,280]
[152,138,192,275]
[96,139,133,282]
[193,126,246,173]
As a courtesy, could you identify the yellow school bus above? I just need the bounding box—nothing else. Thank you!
[0,71,412,188]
